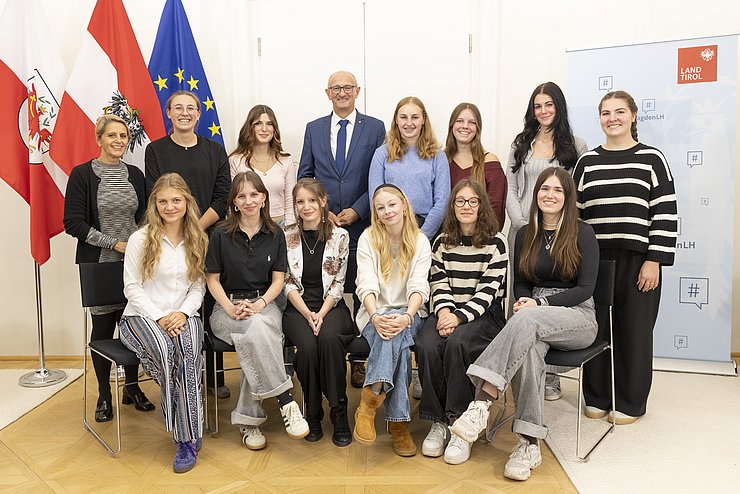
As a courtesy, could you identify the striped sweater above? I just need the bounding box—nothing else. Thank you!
[429,232,508,323]
[572,143,677,266]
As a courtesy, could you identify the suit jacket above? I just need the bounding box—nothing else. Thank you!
[298,111,386,243]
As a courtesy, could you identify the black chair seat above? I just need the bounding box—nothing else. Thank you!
[205,332,236,353]
[345,336,370,354]
[545,339,609,368]
[88,339,140,367]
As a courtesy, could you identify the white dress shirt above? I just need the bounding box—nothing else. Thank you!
[330,109,357,161]
[122,227,205,321]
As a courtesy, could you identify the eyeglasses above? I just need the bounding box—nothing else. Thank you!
[454,197,480,208]
[328,85,356,94]
[171,105,199,114]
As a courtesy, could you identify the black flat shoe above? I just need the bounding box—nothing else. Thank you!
[122,388,156,412]
[95,401,113,422]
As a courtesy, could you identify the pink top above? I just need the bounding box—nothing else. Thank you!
[229,153,298,224]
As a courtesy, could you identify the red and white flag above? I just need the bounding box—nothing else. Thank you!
[50,0,165,175]
[0,0,69,265]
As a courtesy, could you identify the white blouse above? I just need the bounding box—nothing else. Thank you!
[122,227,205,321]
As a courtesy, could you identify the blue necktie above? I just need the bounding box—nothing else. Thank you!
[336,119,349,175]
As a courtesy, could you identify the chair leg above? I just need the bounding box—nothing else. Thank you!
[486,389,515,443]
[575,361,614,461]
[83,348,123,457]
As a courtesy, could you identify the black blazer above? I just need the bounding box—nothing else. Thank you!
[63,160,146,263]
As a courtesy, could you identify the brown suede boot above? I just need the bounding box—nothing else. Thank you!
[353,386,385,444]
[389,421,417,457]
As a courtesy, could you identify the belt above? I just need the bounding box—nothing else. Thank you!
[225,289,262,301]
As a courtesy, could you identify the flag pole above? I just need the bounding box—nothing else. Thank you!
[19,261,67,388]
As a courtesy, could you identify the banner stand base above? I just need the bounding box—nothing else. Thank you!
[19,368,68,388]
[654,357,737,377]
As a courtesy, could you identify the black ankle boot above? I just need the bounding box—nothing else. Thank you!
[330,400,352,447]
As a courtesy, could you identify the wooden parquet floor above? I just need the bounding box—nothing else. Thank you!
[0,358,577,493]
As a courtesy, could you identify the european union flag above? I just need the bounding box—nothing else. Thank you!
[148,0,224,146]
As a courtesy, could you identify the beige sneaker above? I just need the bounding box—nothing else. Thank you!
[240,425,266,450]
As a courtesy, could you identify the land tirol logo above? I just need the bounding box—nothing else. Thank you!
[677,44,718,84]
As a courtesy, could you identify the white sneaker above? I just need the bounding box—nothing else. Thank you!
[411,369,422,400]
[280,401,309,439]
[449,400,491,443]
[421,421,449,457]
[504,437,542,481]
[240,425,266,450]
[544,374,562,401]
[444,433,472,465]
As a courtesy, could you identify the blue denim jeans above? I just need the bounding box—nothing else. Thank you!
[361,307,423,422]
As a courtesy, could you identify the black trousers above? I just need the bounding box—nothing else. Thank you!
[90,309,139,402]
[282,300,355,419]
[583,249,662,417]
[416,309,505,422]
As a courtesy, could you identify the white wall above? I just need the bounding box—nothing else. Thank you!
[1,0,739,357]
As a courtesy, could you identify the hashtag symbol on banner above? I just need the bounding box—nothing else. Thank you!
[692,154,698,163]
[687,283,700,297]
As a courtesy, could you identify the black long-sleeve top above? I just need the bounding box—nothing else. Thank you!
[144,135,230,219]
[513,221,599,307]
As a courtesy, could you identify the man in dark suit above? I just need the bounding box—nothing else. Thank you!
[299,70,386,390]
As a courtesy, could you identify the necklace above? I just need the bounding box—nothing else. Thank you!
[250,155,273,176]
[301,232,321,255]
[542,219,559,227]
[543,230,556,250]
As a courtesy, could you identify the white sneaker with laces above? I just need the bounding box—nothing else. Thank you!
[444,433,473,465]
[544,374,562,401]
[240,425,266,450]
[280,401,309,439]
[504,437,542,481]
[411,369,422,400]
[421,421,449,457]
[449,400,491,443]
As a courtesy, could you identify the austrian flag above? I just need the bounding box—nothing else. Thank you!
[50,0,165,175]
[0,0,68,265]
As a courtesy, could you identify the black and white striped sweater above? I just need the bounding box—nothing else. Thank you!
[572,143,677,266]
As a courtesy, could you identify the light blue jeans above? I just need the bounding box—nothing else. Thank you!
[467,288,597,439]
[361,307,423,422]
[210,302,292,426]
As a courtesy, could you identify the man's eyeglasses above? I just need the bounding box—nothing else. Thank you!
[328,85,356,94]
[454,197,480,208]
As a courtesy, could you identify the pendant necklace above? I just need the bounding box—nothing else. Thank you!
[543,230,556,250]
[301,232,320,255]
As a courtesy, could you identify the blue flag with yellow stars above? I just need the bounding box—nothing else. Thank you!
[148,0,224,146]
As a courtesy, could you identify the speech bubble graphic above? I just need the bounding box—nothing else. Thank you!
[642,98,655,113]
[687,151,703,167]
[674,335,688,350]
[679,277,709,309]
[700,197,709,206]
[598,76,613,91]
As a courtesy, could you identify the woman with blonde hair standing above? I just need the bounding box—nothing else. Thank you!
[368,96,450,240]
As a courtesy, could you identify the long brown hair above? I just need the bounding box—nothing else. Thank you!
[292,178,333,241]
[141,173,207,283]
[217,171,278,236]
[599,90,639,141]
[369,184,420,282]
[518,167,581,281]
[441,179,499,248]
[445,103,487,185]
[229,104,290,165]
[387,96,440,162]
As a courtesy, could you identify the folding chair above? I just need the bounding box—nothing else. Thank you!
[545,259,616,461]
[79,261,143,457]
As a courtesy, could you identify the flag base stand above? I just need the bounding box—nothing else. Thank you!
[19,262,68,388]
[19,368,67,388]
